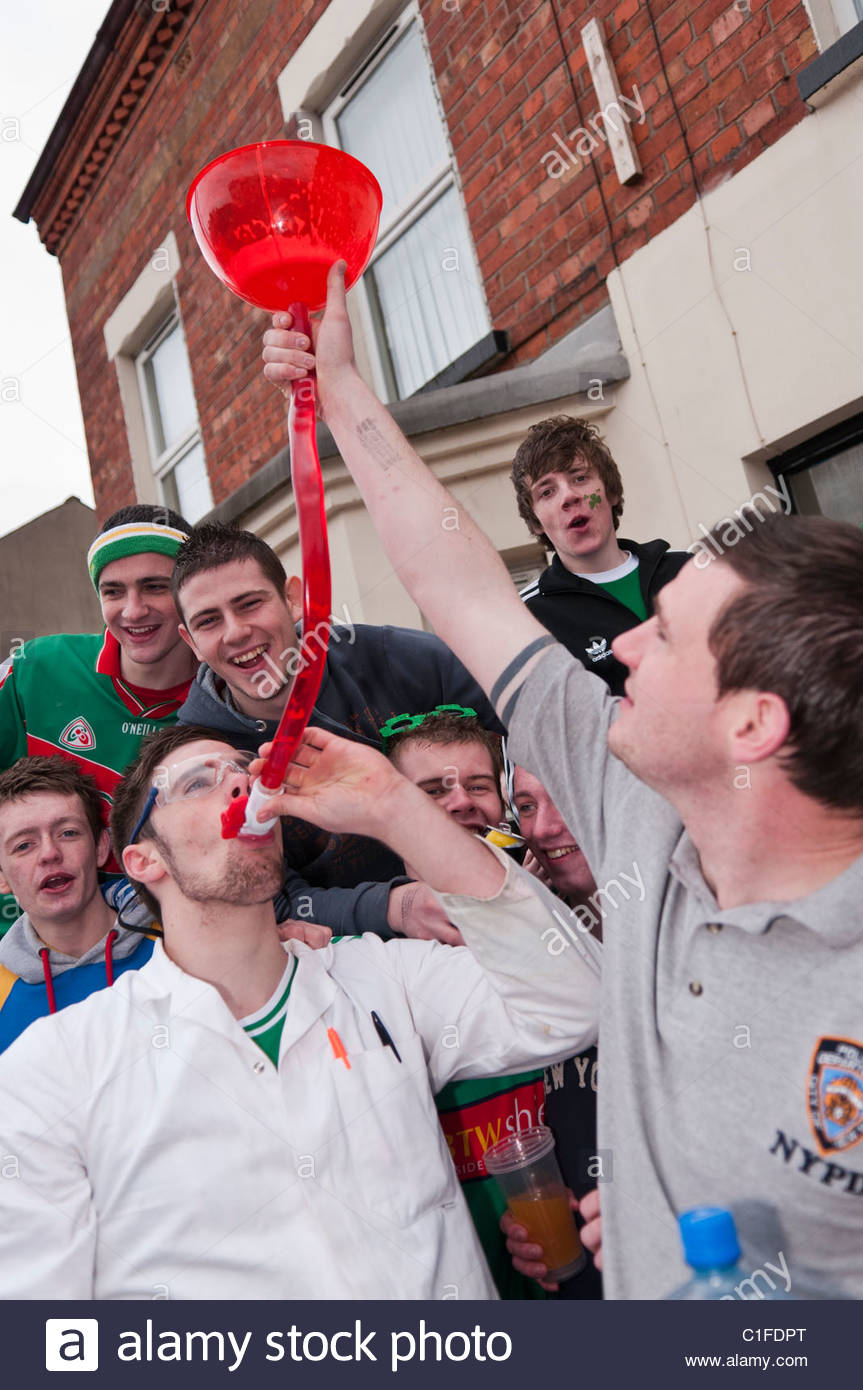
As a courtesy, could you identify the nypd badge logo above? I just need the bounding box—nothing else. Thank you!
[59,717,96,752]
[808,1037,863,1155]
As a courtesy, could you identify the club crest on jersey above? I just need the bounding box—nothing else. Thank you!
[59,717,96,752]
[808,1037,863,1155]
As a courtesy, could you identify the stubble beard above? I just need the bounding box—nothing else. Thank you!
[156,835,284,907]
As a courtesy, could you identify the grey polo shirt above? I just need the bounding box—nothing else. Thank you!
[507,641,863,1300]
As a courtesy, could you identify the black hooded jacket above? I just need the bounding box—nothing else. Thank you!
[177,622,503,936]
[520,538,690,696]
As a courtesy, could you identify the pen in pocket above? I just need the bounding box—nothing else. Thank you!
[371,1010,402,1063]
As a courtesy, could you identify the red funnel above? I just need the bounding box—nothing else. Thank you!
[186,140,382,311]
[187,140,382,840]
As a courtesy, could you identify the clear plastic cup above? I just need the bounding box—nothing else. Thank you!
[483,1125,586,1282]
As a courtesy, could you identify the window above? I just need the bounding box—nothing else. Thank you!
[323,5,490,399]
[830,0,863,36]
[136,316,212,522]
[505,546,549,593]
[770,412,863,525]
[805,0,863,48]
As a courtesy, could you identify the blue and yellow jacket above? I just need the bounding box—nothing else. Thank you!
[0,906,155,1054]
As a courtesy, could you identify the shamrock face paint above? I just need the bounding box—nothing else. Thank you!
[528,465,620,570]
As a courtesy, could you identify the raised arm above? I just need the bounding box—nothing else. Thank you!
[254,730,600,1085]
[262,262,551,718]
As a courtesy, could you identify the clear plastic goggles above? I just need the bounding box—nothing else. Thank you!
[152,751,256,807]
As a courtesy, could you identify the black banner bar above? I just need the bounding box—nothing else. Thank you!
[7,1298,851,1387]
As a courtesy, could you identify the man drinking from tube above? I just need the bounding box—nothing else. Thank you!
[0,722,598,1300]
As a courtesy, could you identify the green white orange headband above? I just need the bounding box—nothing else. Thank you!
[87,523,189,589]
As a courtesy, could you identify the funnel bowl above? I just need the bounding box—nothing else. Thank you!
[187,140,383,312]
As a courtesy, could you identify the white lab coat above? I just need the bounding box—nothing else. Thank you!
[0,857,600,1299]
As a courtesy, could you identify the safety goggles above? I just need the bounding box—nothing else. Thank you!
[129,751,256,844]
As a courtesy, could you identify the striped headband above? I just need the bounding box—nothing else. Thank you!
[87,523,189,589]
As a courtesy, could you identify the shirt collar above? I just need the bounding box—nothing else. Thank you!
[95,628,119,676]
[143,937,338,1044]
[95,628,190,716]
[669,834,863,946]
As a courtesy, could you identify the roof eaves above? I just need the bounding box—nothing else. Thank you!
[12,0,138,225]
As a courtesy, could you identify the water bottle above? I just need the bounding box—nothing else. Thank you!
[666,1207,792,1300]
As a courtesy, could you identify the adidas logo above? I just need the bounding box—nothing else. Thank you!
[585,637,612,663]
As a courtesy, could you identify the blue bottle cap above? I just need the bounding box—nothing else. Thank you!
[678,1207,741,1270]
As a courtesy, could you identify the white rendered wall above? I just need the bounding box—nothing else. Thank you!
[605,77,863,544]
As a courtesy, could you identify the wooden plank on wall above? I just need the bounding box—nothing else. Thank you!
[581,17,643,186]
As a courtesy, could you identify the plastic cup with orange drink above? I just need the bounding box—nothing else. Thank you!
[483,1125,587,1282]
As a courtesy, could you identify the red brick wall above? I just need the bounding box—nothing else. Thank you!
[424,0,816,364]
[50,0,325,519]
[40,0,816,517]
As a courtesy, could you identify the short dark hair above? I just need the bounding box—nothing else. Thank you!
[110,724,226,918]
[709,513,863,814]
[511,416,624,544]
[100,503,191,536]
[386,713,504,784]
[171,522,288,618]
[0,757,105,847]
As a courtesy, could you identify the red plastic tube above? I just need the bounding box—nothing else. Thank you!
[226,302,331,839]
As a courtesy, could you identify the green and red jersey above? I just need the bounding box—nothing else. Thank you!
[436,1071,547,1300]
[0,631,189,799]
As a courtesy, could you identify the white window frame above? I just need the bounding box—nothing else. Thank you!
[103,233,211,519]
[134,313,210,519]
[505,545,550,593]
[319,1,491,400]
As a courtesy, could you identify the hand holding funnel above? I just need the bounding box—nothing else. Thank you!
[186,141,382,837]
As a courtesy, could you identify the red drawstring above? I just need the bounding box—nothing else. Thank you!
[40,931,121,1013]
[39,948,57,1015]
[104,930,119,987]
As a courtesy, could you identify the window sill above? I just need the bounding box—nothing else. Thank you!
[410,331,510,397]
[204,303,629,524]
[797,18,863,107]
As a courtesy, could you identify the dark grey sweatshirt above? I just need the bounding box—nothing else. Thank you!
[178,622,503,937]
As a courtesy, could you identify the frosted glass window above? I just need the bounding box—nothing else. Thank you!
[167,440,212,523]
[143,322,197,453]
[326,11,491,397]
[137,314,212,523]
[831,0,863,36]
[337,24,449,228]
[369,187,490,397]
[786,442,863,525]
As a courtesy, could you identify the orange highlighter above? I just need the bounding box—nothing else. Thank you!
[328,1027,351,1069]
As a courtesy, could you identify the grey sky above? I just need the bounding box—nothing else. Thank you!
[1,1,110,539]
